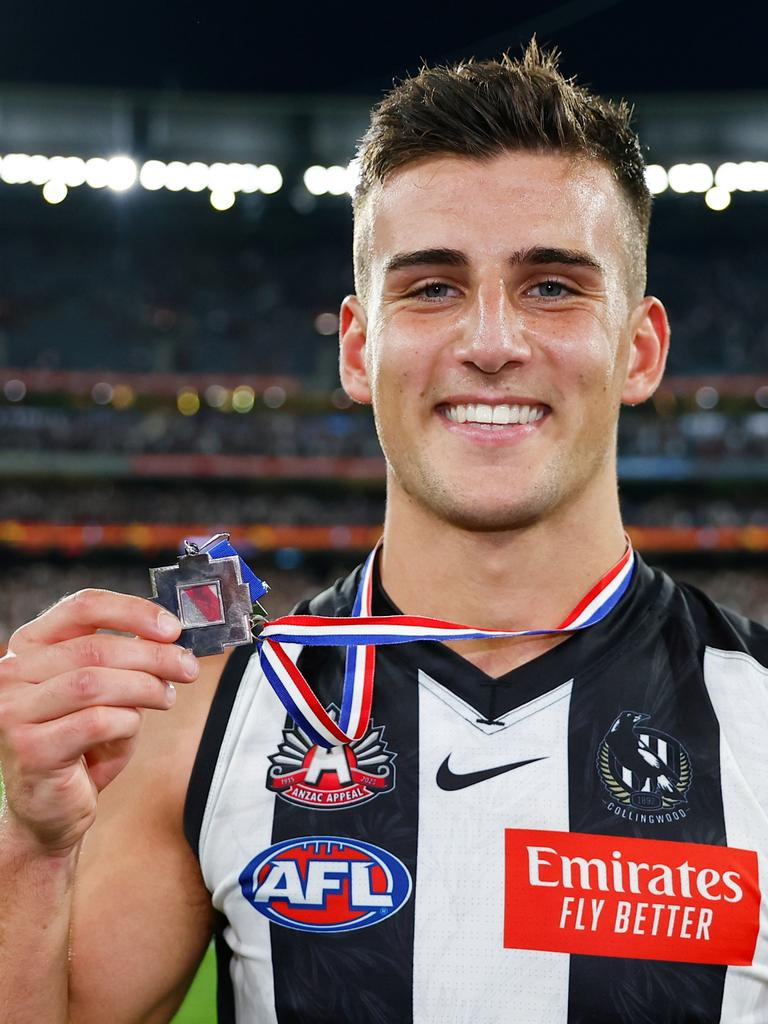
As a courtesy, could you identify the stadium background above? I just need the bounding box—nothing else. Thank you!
[1,3,768,1020]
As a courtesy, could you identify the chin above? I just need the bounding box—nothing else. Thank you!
[405,477,562,534]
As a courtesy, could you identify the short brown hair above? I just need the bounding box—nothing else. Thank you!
[352,41,650,301]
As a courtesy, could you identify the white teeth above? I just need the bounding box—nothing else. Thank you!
[443,402,546,426]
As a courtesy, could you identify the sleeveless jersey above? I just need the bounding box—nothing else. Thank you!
[184,555,768,1023]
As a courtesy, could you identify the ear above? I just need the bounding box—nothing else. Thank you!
[339,295,372,404]
[621,296,670,406]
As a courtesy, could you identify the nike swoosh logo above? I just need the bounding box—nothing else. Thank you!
[436,754,546,791]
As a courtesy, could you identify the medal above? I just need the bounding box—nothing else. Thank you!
[149,533,269,657]
[150,534,634,746]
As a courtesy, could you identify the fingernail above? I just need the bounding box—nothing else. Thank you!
[158,610,180,637]
[182,651,199,679]
[165,681,177,705]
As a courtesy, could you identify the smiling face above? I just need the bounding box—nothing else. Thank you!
[341,151,668,534]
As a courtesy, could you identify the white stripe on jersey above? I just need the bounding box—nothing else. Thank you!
[412,669,574,1024]
[703,647,768,1024]
[200,649,298,1024]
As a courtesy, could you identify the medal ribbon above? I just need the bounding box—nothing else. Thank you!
[255,541,635,748]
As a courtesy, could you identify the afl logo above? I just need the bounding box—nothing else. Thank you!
[597,711,693,814]
[239,836,413,933]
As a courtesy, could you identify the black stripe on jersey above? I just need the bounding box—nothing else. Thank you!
[214,911,237,1024]
[184,641,256,857]
[268,572,419,1024]
[566,569,727,1024]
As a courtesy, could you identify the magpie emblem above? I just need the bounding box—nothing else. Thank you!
[597,711,692,812]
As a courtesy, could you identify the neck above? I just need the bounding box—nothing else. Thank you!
[379,475,626,675]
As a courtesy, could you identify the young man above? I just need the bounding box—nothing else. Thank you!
[1,43,767,1024]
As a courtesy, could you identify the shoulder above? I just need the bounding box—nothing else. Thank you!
[648,561,768,666]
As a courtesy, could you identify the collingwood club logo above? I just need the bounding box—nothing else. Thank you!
[597,711,693,822]
[266,705,396,810]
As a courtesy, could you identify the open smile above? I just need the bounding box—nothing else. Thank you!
[440,401,548,426]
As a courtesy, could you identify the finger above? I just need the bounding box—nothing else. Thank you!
[11,589,181,650]
[12,633,199,687]
[85,735,139,793]
[18,668,177,724]
[12,706,144,771]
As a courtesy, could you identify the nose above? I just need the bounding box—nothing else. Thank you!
[454,280,532,374]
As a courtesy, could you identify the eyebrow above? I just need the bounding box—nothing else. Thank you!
[384,245,604,277]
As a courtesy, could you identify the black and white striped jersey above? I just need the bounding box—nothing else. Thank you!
[185,555,768,1023]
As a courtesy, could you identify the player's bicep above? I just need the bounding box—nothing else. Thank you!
[68,656,226,1023]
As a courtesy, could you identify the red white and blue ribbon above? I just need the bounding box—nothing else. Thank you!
[256,540,635,749]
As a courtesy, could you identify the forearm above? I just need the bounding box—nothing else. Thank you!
[0,811,77,1024]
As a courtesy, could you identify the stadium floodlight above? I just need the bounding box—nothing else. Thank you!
[140,160,167,190]
[210,188,236,211]
[0,154,33,185]
[186,162,209,192]
[48,156,87,188]
[687,163,713,193]
[42,180,67,204]
[165,161,189,191]
[85,157,110,188]
[239,163,260,194]
[304,165,328,196]
[705,186,731,211]
[257,164,282,194]
[667,164,692,194]
[28,155,51,186]
[105,156,138,192]
[667,163,713,194]
[736,161,768,193]
[326,165,350,196]
[208,162,234,192]
[714,162,739,192]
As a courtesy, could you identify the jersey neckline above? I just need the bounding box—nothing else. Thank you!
[309,551,670,723]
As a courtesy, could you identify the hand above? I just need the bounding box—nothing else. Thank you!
[0,590,200,855]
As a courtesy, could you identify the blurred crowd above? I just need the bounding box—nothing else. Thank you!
[0,231,350,380]
[0,230,767,379]
[1,479,767,530]
[0,405,382,458]
[1,404,767,463]
[0,480,385,526]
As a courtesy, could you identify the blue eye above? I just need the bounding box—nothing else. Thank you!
[532,280,569,298]
[418,282,453,300]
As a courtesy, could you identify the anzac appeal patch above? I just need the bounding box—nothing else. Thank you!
[266,705,396,810]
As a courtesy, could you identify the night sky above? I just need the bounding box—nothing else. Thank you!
[3,1,767,99]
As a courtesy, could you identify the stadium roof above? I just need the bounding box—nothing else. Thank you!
[4,2,768,98]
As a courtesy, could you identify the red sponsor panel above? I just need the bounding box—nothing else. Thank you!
[504,828,760,965]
